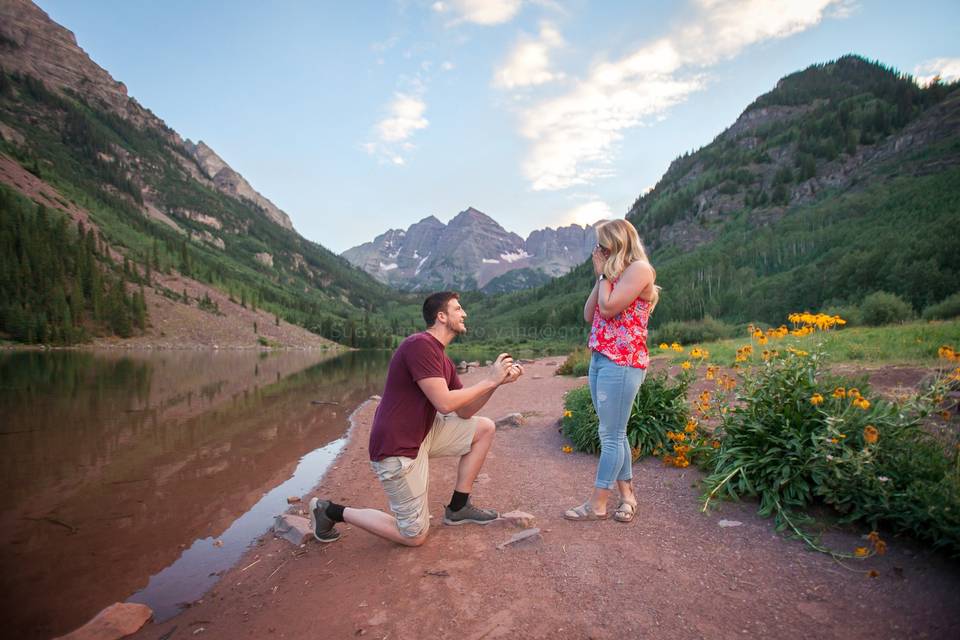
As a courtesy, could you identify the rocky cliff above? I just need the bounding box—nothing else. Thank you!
[0,0,397,347]
[0,0,292,231]
[342,207,599,292]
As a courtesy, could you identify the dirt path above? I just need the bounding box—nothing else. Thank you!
[132,358,960,640]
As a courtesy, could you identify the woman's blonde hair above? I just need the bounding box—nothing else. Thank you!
[596,219,660,309]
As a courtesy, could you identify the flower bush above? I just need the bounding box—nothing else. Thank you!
[561,370,690,459]
[701,324,960,556]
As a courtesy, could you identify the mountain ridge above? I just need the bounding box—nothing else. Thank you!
[342,206,599,293]
[0,0,411,347]
[464,55,960,342]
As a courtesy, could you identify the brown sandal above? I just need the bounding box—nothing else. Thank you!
[613,501,636,523]
[563,502,609,521]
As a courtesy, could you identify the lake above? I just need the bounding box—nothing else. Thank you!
[0,348,391,639]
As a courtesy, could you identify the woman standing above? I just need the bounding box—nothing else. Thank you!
[564,219,658,523]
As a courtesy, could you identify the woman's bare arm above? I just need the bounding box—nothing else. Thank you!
[583,278,600,323]
[597,261,655,320]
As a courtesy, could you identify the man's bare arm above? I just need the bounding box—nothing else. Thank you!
[455,364,523,418]
[416,353,514,415]
[456,386,497,418]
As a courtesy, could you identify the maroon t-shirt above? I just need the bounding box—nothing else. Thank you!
[368,332,463,461]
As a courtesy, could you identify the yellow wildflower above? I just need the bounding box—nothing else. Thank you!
[562,445,573,454]
[830,438,839,444]
[681,361,692,370]
[671,342,683,352]
[863,425,879,444]
[711,440,721,449]
[810,393,825,406]
[659,343,669,350]
[833,387,846,399]
[854,397,871,410]
[854,547,869,558]
[563,410,573,418]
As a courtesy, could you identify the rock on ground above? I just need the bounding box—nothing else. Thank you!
[55,603,152,640]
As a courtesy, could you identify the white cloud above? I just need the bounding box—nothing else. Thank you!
[493,22,565,89]
[377,93,428,142]
[914,57,960,85]
[364,92,429,165]
[519,0,845,191]
[441,60,455,71]
[561,199,613,227]
[443,0,523,26]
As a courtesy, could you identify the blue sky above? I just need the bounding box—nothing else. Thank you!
[36,1,960,253]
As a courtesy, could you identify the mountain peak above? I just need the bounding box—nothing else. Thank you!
[413,214,445,227]
[450,206,498,227]
[342,208,597,292]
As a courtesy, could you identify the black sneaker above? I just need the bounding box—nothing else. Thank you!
[443,500,499,526]
[309,497,341,543]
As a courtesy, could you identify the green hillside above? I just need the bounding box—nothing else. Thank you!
[464,56,960,346]
[0,68,420,346]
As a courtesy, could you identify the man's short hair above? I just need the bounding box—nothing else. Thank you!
[423,291,460,327]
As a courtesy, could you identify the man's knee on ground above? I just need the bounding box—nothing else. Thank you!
[398,522,429,546]
[399,531,429,547]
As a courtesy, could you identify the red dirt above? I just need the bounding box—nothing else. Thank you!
[129,358,960,640]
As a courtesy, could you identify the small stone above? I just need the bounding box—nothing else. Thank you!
[286,496,301,504]
[498,510,536,528]
[495,413,525,429]
[274,514,312,546]
[54,602,153,640]
[370,395,381,401]
[496,527,541,550]
[718,520,743,528]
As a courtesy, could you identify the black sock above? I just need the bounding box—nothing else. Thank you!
[449,490,469,512]
[325,501,346,523]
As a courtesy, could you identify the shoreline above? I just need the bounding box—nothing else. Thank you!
[123,356,960,640]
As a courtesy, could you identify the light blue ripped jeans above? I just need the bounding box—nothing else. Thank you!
[588,350,646,489]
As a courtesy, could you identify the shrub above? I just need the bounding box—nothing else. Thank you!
[651,315,735,345]
[821,303,863,326]
[859,291,914,326]
[556,347,590,377]
[922,292,960,321]
[702,348,960,556]
[561,371,691,458]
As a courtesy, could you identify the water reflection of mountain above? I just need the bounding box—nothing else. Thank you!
[0,349,390,640]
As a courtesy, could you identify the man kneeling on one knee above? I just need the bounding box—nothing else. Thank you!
[310,291,523,546]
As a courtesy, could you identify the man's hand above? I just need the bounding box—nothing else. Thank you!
[502,363,524,384]
[487,353,515,385]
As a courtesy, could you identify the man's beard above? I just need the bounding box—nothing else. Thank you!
[448,319,467,335]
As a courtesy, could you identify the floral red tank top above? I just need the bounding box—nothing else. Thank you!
[588,278,651,369]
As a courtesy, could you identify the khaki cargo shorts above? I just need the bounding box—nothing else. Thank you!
[370,413,479,538]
